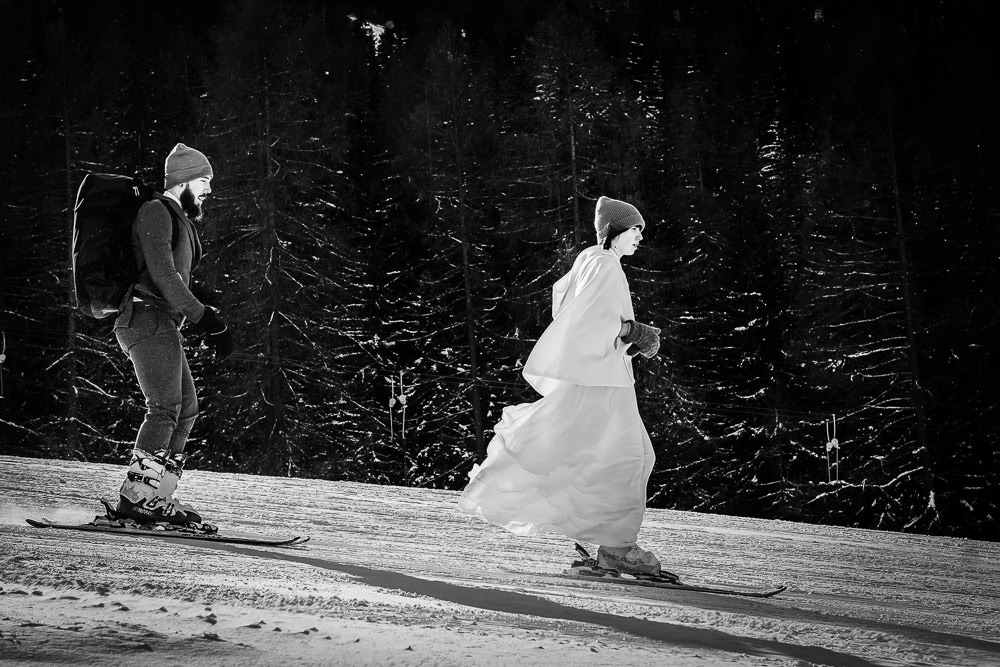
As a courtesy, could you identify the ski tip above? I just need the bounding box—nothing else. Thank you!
[25,518,53,528]
[657,570,682,585]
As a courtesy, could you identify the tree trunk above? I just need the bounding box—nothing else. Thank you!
[566,81,581,247]
[887,110,941,530]
[261,63,288,475]
[452,99,485,458]
[62,44,79,457]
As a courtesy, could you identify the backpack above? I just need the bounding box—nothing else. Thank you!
[71,173,177,319]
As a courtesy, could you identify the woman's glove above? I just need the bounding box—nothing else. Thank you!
[621,319,661,358]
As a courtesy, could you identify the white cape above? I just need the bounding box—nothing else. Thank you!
[523,247,636,395]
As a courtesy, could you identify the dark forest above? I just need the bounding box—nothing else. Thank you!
[1,0,997,540]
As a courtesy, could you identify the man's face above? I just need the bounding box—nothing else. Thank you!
[187,177,212,204]
[180,177,212,222]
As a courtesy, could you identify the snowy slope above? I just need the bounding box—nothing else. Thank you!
[1,455,997,666]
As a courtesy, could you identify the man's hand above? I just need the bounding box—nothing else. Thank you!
[190,306,234,361]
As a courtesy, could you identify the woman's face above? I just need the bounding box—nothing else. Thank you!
[612,226,644,257]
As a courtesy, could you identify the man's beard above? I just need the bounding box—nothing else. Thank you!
[179,187,204,222]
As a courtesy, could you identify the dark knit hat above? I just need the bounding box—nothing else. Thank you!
[164,143,214,189]
[594,196,645,244]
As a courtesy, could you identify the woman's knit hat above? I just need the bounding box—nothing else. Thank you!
[594,196,645,244]
[164,143,214,189]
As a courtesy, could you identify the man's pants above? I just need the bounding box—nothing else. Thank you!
[115,303,198,455]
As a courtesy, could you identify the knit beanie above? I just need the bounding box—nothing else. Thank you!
[594,196,645,244]
[164,143,214,189]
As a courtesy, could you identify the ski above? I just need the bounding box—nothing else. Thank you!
[25,517,309,546]
[566,544,786,598]
[25,500,309,547]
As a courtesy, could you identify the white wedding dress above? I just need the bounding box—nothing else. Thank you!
[459,246,655,547]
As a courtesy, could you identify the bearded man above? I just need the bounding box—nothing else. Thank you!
[111,143,234,524]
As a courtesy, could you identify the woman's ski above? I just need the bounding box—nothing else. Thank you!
[566,544,787,598]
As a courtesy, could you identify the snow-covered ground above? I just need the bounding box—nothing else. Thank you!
[1,455,997,666]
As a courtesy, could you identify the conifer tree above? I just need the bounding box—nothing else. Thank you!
[382,22,503,480]
[197,0,358,476]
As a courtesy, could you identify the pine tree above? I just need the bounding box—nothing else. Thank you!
[197,0,358,476]
[382,22,503,481]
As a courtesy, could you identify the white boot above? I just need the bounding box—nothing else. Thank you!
[597,544,661,576]
[116,449,202,524]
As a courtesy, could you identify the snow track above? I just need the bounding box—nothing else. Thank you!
[2,455,997,666]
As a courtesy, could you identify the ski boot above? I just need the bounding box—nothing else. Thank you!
[596,544,662,577]
[115,448,203,525]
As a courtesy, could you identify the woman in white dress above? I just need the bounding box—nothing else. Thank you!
[459,196,662,576]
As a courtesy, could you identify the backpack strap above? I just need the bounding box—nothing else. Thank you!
[171,207,179,249]
[152,193,181,249]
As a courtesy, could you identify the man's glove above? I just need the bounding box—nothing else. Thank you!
[190,306,234,361]
[621,319,661,358]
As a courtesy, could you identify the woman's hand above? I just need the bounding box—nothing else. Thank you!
[621,319,661,358]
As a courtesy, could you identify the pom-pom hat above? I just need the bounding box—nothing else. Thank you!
[164,143,214,189]
[594,196,645,244]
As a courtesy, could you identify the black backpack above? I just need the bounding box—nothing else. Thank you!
[71,173,177,319]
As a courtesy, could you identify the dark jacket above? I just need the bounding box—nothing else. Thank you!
[115,194,206,327]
